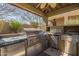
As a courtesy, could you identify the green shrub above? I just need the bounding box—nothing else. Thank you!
[9,20,22,33]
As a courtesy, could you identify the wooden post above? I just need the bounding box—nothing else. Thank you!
[43,16,49,32]
[64,16,68,26]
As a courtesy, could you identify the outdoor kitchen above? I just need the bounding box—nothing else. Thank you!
[0,3,79,56]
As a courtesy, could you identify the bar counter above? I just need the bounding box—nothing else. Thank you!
[0,32,27,56]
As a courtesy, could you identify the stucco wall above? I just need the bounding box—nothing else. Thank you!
[55,17,64,26]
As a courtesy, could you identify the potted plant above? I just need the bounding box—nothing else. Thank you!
[9,20,22,33]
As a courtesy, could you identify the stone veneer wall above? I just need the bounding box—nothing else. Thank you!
[0,22,11,34]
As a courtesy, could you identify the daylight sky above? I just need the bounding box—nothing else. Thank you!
[0,3,45,25]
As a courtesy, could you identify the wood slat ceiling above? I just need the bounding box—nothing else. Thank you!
[28,3,72,14]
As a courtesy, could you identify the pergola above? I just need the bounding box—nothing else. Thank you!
[11,3,79,30]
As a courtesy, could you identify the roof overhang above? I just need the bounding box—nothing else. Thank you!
[11,4,79,20]
[47,4,79,20]
[11,3,46,17]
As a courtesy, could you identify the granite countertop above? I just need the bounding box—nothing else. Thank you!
[0,32,26,37]
[0,32,27,47]
[44,32,53,35]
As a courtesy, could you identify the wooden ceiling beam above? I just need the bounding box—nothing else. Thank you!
[47,4,79,17]
[11,3,45,17]
[36,4,40,8]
